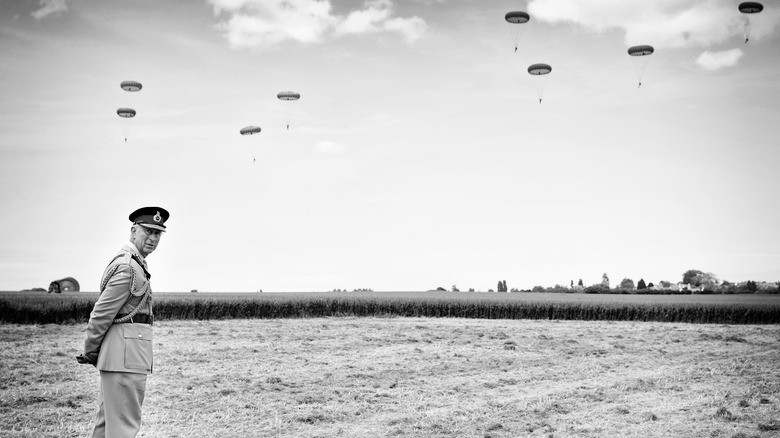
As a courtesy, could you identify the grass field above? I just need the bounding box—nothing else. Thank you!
[2,318,779,437]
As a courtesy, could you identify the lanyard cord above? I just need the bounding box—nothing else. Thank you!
[100,254,153,323]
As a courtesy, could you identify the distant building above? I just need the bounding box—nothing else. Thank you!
[48,277,80,293]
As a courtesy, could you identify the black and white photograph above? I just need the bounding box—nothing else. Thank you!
[1,1,779,437]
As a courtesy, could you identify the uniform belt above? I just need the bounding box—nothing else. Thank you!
[114,314,153,325]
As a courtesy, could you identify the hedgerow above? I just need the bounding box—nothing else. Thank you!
[2,292,779,324]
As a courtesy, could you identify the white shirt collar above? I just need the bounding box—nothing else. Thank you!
[125,241,146,263]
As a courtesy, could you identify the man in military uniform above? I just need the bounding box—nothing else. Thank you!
[78,206,170,438]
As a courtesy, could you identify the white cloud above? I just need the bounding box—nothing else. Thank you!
[528,0,779,49]
[208,0,427,48]
[695,48,743,70]
[315,140,346,154]
[31,0,67,20]
[383,16,427,42]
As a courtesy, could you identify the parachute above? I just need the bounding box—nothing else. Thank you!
[118,80,142,142]
[120,81,143,92]
[505,11,530,52]
[527,63,551,103]
[627,45,654,88]
[240,126,261,135]
[117,108,136,118]
[240,126,262,162]
[277,91,301,130]
[739,2,763,43]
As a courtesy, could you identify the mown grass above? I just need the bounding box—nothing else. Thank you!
[1,318,779,437]
[2,291,780,324]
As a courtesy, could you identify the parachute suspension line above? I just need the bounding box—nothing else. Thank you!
[627,45,654,89]
[277,91,301,131]
[240,125,262,163]
[739,2,763,44]
[527,63,551,104]
[505,11,529,53]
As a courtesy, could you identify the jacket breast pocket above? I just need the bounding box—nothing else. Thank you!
[123,324,153,372]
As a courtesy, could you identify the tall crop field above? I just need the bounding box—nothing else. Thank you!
[2,291,779,324]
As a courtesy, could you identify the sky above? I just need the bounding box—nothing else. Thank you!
[1,0,779,293]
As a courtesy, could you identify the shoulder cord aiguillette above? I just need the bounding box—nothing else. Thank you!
[101,256,153,324]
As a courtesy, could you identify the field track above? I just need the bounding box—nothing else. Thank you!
[1,317,779,437]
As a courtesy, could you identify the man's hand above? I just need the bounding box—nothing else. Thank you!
[76,353,97,366]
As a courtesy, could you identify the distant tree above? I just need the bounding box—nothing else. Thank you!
[602,273,610,288]
[698,272,720,291]
[503,280,508,292]
[468,288,475,292]
[436,287,447,291]
[497,280,508,292]
[619,278,635,290]
[585,284,610,294]
[488,289,495,293]
[578,279,584,287]
[637,279,647,290]
[682,269,705,286]
[746,280,758,292]
[452,285,459,292]
[532,285,545,292]
[647,282,654,288]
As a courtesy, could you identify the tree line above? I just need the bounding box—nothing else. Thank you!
[446,270,779,294]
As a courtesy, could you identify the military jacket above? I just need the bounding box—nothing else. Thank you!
[83,244,153,374]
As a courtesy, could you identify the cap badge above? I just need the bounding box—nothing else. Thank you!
[153,211,162,223]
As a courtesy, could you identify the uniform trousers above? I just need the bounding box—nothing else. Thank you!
[92,371,147,438]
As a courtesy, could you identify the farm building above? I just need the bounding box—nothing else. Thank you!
[48,277,80,293]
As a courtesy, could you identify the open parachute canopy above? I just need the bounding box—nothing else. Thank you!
[739,2,763,43]
[117,108,136,118]
[120,81,143,92]
[739,2,763,13]
[240,126,262,135]
[240,126,262,163]
[527,64,552,103]
[628,45,654,56]
[527,63,552,75]
[627,45,654,87]
[505,11,530,52]
[505,11,530,24]
[277,91,300,101]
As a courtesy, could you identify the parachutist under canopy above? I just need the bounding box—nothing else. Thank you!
[745,38,749,43]
[514,47,518,52]
[638,82,642,88]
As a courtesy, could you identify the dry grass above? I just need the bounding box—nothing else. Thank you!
[1,318,779,437]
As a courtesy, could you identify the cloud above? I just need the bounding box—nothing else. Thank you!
[315,140,347,154]
[528,0,779,49]
[695,48,743,70]
[208,0,427,48]
[31,0,67,20]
